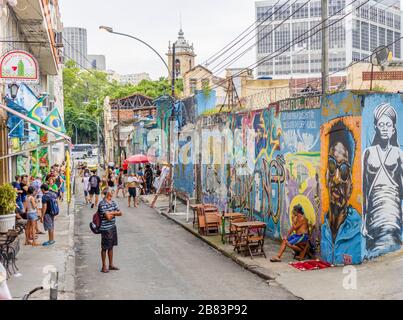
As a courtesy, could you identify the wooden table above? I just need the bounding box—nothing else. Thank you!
[218,212,246,244]
[231,221,267,259]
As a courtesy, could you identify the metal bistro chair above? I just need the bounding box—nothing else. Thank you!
[0,230,19,279]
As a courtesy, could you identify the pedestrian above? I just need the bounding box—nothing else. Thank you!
[12,175,23,212]
[153,171,161,193]
[89,170,101,209]
[24,186,40,246]
[116,171,125,198]
[107,170,116,195]
[40,184,57,247]
[98,188,122,273]
[144,165,153,195]
[127,173,141,208]
[31,175,45,236]
[59,171,66,202]
[48,177,59,193]
[20,175,29,204]
[82,171,91,204]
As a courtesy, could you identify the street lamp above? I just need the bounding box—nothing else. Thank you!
[71,122,78,145]
[100,25,176,211]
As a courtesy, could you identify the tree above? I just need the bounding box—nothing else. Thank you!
[63,60,183,144]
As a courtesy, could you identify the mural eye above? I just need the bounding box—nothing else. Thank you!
[328,158,336,175]
[339,163,350,182]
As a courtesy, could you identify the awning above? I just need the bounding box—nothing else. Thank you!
[0,102,71,160]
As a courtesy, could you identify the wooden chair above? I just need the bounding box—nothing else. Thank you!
[196,206,206,235]
[247,227,266,259]
[202,204,221,236]
[229,216,248,245]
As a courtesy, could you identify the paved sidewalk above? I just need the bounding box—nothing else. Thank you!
[7,199,76,300]
[142,194,403,300]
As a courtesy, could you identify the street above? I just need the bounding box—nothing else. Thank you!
[74,189,296,300]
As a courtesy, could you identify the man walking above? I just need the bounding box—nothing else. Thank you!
[98,188,122,273]
[89,170,101,209]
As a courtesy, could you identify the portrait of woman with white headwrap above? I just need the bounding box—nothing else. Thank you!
[363,103,403,259]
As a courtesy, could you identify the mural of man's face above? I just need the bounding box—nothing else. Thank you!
[327,142,352,209]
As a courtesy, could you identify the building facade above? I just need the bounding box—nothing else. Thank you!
[119,72,151,85]
[0,0,65,183]
[255,0,402,91]
[62,26,88,68]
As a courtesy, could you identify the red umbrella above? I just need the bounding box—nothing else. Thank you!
[125,154,150,164]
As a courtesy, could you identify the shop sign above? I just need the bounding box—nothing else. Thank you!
[0,50,39,83]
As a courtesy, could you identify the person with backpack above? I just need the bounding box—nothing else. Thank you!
[89,170,101,209]
[98,188,122,273]
[40,184,59,247]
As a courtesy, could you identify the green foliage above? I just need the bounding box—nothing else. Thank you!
[372,84,386,92]
[0,184,17,215]
[63,60,183,144]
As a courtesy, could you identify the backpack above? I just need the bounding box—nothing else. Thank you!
[89,210,102,234]
[47,192,59,216]
[89,176,98,188]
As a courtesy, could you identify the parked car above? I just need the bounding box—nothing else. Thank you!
[71,144,93,159]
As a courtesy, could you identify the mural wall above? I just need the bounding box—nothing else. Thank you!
[169,90,403,265]
[362,94,403,260]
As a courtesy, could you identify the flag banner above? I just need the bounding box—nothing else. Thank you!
[27,95,47,133]
[43,108,66,134]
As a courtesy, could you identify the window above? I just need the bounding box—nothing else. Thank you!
[274,5,290,20]
[202,79,210,90]
[329,0,345,16]
[292,3,309,19]
[257,25,273,54]
[370,7,377,23]
[394,14,400,30]
[329,52,345,72]
[386,12,394,28]
[292,22,309,50]
[360,4,369,20]
[352,20,360,49]
[274,23,290,52]
[361,22,369,51]
[378,9,385,25]
[274,56,291,75]
[387,29,394,50]
[370,24,378,51]
[310,21,322,50]
[292,54,309,73]
[310,1,321,17]
[329,19,345,49]
[310,53,321,73]
[257,6,272,21]
[395,32,401,58]
[352,51,361,62]
[190,79,197,94]
[378,27,386,46]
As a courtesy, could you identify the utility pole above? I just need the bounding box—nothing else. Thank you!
[117,99,121,168]
[321,0,329,102]
[168,43,176,212]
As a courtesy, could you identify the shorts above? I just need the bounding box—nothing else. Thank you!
[89,187,100,195]
[27,211,38,222]
[16,200,24,212]
[84,190,89,197]
[128,187,136,198]
[101,226,118,250]
[287,234,308,245]
[43,214,54,231]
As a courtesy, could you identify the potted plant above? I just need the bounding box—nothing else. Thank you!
[0,184,17,233]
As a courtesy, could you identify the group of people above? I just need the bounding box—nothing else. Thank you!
[11,163,66,247]
[81,164,162,209]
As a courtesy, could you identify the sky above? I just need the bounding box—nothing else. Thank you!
[59,0,258,80]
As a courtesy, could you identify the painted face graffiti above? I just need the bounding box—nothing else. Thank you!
[327,142,352,209]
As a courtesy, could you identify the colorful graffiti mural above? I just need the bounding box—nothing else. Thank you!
[362,94,403,259]
[320,116,362,265]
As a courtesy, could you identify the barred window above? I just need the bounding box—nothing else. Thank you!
[378,9,385,25]
[310,1,321,17]
[352,20,360,49]
[257,25,273,54]
[292,22,309,50]
[394,14,400,30]
[394,32,401,58]
[257,6,272,22]
[310,21,322,50]
[378,27,386,46]
[352,51,361,62]
[274,23,290,52]
[329,19,345,49]
[292,3,309,19]
[370,7,377,23]
[386,12,394,28]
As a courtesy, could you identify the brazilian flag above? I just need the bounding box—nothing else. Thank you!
[27,95,47,133]
[43,108,66,134]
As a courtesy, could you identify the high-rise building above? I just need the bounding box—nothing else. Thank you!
[255,0,402,91]
[62,27,88,68]
[88,54,106,70]
[119,73,151,85]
